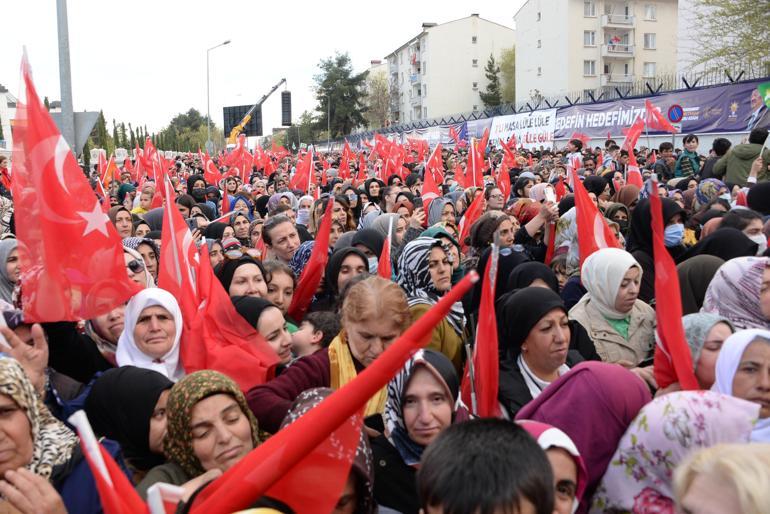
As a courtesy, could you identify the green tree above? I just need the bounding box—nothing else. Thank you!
[364,70,391,129]
[90,111,113,154]
[284,110,320,151]
[129,123,136,149]
[692,0,770,75]
[119,123,128,149]
[0,114,4,141]
[112,120,119,149]
[82,138,91,167]
[479,54,502,108]
[44,96,50,111]
[313,53,368,138]
[499,46,516,104]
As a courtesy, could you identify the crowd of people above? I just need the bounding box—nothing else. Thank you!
[0,122,769,514]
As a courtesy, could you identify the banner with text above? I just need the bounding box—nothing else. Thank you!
[554,79,770,139]
[488,109,557,149]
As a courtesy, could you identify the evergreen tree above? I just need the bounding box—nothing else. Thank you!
[0,115,4,141]
[119,123,128,149]
[82,138,91,167]
[479,54,502,108]
[44,96,50,111]
[313,53,369,137]
[129,123,136,149]
[112,120,119,149]
[90,111,112,154]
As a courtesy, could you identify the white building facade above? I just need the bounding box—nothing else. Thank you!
[515,0,679,102]
[385,14,515,123]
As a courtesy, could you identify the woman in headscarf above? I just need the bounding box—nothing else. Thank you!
[497,287,584,418]
[116,288,185,381]
[247,277,411,434]
[371,350,462,514]
[680,227,758,262]
[515,361,652,513]
[693,178,728,212]
[0,357,128,514]
[279,388,376,514]
[204,221,229,241]
[123,237,161,282]
[216,255,268,299]
[311,247,370,313]
[466,245,530,318]
[611,184,640,212]
[626,197,687,303]
[229,211,252,246]
[230,194,255,220]
[84,366,174,480]
[420,225,464,285]
[603,203,630,237]
[520,421,588,514]
[397,238,465,372]
[108,205,134,239]
[711,329,770,442]
[364,178,384,204]
[137,370,260,498]
[465,212,517,270]
[124,245,155,288]
[134,219,152,239]
[681,313,734,389]
[0,238,18,304]
[352,229,385,274]
[232,296,293,366]
[677,255,725,315]
[569,248,655,368]
[289,240,315,278]
[426,197,456,226]
[590,390,758,513]
[702,256,770,330]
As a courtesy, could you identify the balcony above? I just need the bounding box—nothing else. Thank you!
[601,44,635,57]
[601,14,635,27]
[601,73,635,86]
[410,73,420,83]
[389,62,398,74]
[410,95,422,107]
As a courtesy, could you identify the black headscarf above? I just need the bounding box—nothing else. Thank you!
[194,202,215,221]
[84,366,173,471]
[352,229,385,258]
[626,197,685,254]
[680,227,758,262]
[231,296,276,328]
[204,222,228,240]
[255,195,270,218]
[507,262,560,293]
[557,195,575,217]
[747,182,770,215]
[582,175,607,197]
[496,287,567,359]
[467,246,530,314]
[677,255,725,315]
[215,256,266,294]
[324,247,369,298]
[364,178,385,200]
[142,207,165,231]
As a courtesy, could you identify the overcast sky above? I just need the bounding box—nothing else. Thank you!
[1,0,523,137]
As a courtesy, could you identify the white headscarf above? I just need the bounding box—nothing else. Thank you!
[116,288,185,381]
[580,247,641,320]
[712,328,770,442]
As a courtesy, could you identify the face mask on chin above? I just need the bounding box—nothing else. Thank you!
[748,233,768,256]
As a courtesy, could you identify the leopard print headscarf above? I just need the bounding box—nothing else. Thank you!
[0,357,78,478]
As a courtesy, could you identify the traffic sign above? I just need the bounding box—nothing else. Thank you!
[667,104,684,123]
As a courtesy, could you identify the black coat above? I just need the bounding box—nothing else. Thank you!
[371,435,420,514]
[43,322,113,384]
[498,350,584,419]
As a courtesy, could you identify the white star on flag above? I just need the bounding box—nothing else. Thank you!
[77,202,110,237]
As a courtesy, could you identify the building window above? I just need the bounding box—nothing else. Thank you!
[472,59,478,67]
[423,107,428,118]
[537,66,542,76]
[644,33,656,49]
[537,11,541,21]
[423,84,427,97]
[583,60,596,76]
[400,54,403,64]
[472,36,477,44]
[472,82,478,90]
[422,61,426,74]
[584,0,596,17]
[401,72,404,83]
[537,39,541,48]
[584,30,596,46]
[643,62,656,77]
[645,4,656,20]
[473,105,478,111]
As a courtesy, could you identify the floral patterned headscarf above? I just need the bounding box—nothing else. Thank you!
[0,357,78,478]
[163,370,259,476]
[590,390,758,514]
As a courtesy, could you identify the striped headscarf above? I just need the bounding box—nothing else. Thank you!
[702,256,770,330]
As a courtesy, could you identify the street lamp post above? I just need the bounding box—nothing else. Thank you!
[206,40,231,153]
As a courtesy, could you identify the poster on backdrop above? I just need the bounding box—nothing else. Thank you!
[488,109,557,149]
[554,79,770,139]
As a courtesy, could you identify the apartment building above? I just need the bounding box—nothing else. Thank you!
[385,14,515,123]
[514,0,678,102]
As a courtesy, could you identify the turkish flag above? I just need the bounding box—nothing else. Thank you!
[498,162,512,205]
[466,142,484,188]
[627,152,644,188]
[186,244,279,390]
[288,198,334,321]
[571,170,620,269]
[290,149,313,193]
[158,176,200,336]
[461,248,501,417]
[621,117,645,153]
[11,56,140,322]
[650,186,698,390]
[68,411,148,514]
[189,273,478,514]
[458,192,485,252]
[645,99,679,133]
[421,164,441,214]
[378,217,394,280]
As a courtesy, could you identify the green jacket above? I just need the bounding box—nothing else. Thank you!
[713,143,770,186]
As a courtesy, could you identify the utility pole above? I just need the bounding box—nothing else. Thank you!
[56,0,75,153]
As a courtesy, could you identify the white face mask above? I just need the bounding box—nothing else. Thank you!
[748,233,768,255]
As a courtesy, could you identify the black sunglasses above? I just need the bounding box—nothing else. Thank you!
[126,259,145,274]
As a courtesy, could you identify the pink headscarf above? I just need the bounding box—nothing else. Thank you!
[519,420,588,512]
[515,362,651,513]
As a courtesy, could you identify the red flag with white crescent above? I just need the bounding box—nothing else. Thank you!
[12,55,140,322]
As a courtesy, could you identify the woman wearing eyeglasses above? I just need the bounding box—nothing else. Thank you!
[123,246,154,288]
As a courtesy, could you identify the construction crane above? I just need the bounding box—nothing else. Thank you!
[226,78,287,145]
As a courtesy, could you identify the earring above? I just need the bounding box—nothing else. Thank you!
[521,346,528,353]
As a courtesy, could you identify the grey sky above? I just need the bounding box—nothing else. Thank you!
[1,0,522,138]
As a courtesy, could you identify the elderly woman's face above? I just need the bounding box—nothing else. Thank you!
[0,394,33,475]
[190,393,254,473]
[133,305,176,359]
